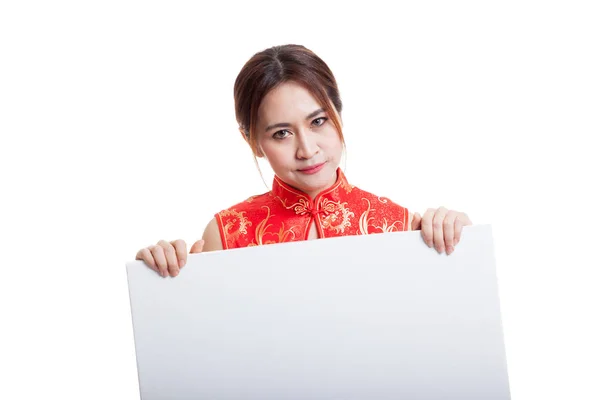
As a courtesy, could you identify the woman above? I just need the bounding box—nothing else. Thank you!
[136,44,472,277]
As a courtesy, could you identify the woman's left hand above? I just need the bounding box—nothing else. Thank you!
[411,207,472,255]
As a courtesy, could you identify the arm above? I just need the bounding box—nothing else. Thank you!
[201,217,224,252]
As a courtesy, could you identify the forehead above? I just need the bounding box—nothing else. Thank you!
[257,81,322,123]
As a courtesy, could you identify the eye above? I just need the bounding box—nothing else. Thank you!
[312,117,328,127]
[273,130,291,140]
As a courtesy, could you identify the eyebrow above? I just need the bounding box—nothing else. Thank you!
[264,108,325,132]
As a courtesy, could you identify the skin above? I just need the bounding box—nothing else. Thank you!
[136,81,472,277]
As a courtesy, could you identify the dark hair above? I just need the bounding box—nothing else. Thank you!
[233,44,345,155]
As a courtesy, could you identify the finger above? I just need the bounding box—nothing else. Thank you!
[420,208,436,247]
[158,240,180,277]
[432,207,448,254]
[136,248,159,273]
[454,217,465,246]
[150,245,169,277]
[170,239,187,268]
[443,210,458,255]
[190,239,205,254]
[463,213,473,226]
[411,212,422,231]
[453,212,472,245]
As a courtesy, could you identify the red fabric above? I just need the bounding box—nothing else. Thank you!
[215,168,409,249]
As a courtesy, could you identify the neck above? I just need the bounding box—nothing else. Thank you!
[276,169,340,200]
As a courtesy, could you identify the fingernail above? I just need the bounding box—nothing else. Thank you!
[447,246,454,255]
[454,238,458,246]
[179,259,185,268]
[174,269,179,276]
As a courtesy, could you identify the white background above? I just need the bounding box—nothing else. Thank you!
[1,1,598,399]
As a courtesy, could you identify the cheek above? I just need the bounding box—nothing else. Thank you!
[260,141,288,164]
[323,129,344,152]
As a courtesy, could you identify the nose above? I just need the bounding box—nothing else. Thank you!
[295,130,319,160]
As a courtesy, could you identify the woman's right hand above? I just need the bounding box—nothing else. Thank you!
[135,239,205,277]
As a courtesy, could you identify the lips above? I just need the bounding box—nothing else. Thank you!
[298,162,326,174]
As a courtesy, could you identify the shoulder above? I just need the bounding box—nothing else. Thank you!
[214,192,274,225]
[350,185,408,211]
[350,185,414,231]
[217,192,272,214]
[211,191,274,250]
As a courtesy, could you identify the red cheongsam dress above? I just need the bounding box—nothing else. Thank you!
[215,168,409,249]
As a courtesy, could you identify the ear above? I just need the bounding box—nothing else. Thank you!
[239,128,264,158]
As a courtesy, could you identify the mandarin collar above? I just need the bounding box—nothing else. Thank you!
[271,168,353,216]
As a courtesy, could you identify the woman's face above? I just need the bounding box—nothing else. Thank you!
[255,81,343,199]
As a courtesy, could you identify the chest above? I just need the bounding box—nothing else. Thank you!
[217,191,408,249]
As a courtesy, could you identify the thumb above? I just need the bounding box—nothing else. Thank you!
[411,212,422,231]
[190,239,205,253]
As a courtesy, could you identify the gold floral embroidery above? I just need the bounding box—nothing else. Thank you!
[249,205,299,246]
[220,209,251,243]
[319,198,355,234]
[275,223,297,242]
[340,176,354,194]
[275,196,312,216]
[374,218,404,233]
[252,206,275,246]
[358,198,375,235]
[358,198,406,234]
[319,198,337,213]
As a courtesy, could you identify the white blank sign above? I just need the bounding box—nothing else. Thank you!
[126,224,510,399]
